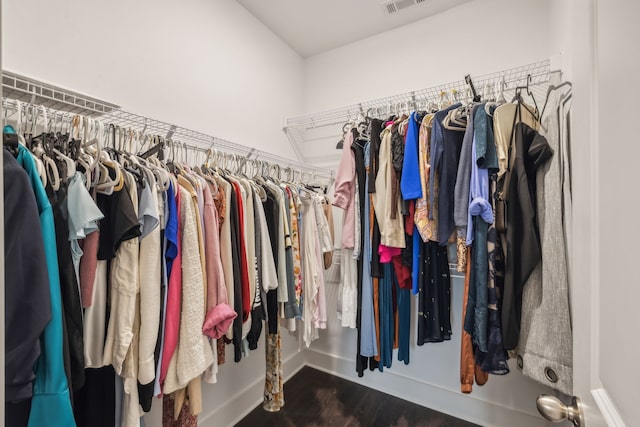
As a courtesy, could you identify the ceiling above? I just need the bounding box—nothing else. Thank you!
[237,0,472,57]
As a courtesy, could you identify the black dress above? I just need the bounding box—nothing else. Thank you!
[499,122,553,350]
[417,241,451,344]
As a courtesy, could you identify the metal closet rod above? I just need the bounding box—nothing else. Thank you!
[284,59,552,130]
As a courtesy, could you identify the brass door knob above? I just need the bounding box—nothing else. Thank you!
[536,395,584,426]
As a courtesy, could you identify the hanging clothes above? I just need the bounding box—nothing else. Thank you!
[499,121,553,350]
[517,84,573,394]
[4,149,52,426]
[15,145,77,427]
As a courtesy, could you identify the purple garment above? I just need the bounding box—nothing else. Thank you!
[466,135,493,245]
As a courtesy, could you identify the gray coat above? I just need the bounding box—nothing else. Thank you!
[517,82,573,395]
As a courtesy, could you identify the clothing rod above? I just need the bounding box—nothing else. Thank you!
[1,94,334,182]
[284,59,551,131]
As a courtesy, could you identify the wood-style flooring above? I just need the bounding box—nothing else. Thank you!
[235,367,479,427]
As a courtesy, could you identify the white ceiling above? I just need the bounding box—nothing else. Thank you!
[237,0,472,57]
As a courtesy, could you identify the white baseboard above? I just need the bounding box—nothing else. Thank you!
[198,350,306,427]
[305,349,545,427]
[592,388,627,427]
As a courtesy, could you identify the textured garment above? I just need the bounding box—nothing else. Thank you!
[290,190,303,308]
[417,241,451,345]
[500,122,553,350]
[16,146,76,427]
[162,394,196,427]
[414,114,435,242]
[333,129,356,249]
[263,329,284,412]
[373,127,406,248]
[283,187,301,321]
[163,185,213,395]
[517,86,573,394]
[4,149,51,405]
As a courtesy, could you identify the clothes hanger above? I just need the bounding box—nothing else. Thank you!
[540,80,573,120]
[513,74,540,120]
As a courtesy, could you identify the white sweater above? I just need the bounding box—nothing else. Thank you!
[163,184,213,395]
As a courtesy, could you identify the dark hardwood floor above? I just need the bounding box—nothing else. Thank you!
[235,367,479,427]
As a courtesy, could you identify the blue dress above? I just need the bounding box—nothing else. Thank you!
[17,146,76,427]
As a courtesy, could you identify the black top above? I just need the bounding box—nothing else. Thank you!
[96,182,141,261]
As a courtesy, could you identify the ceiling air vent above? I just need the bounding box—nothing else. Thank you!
[381,0,428,15]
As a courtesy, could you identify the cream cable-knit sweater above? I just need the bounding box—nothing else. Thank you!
[163,184,213,395]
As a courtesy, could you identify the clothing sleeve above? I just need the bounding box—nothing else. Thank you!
[67,172,104,240]
[400,113,422,200]
[333,130,355,209]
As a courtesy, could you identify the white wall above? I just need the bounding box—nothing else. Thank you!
[303,0,554,114]
[2,1,305,426]
[2,0,303,158]
[300,0,562,425]
[2,0,578,425]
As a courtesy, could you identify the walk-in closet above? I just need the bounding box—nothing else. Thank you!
[2,0,638,426]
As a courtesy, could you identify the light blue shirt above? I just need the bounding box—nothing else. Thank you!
[466,135,494,245]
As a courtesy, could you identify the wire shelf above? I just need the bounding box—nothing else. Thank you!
[1,70,333,181]
[2,71,120,117]
[283,59,553,162]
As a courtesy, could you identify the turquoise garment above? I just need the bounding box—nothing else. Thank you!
[17,146,76,427]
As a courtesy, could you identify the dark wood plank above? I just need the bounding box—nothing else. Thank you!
[235,367,479,427]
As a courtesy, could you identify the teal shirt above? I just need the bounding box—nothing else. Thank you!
[17,146,76,427]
